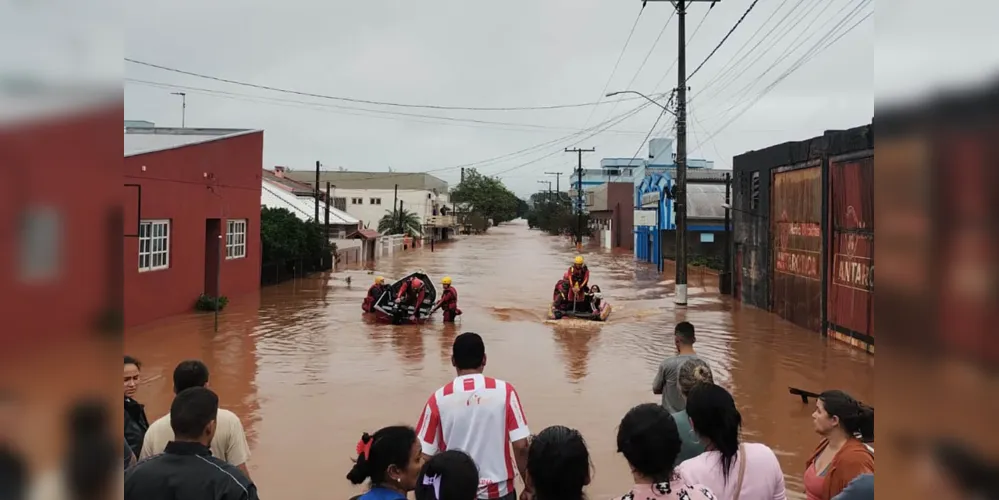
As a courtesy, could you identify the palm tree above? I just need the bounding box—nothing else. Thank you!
[378,208,422,236]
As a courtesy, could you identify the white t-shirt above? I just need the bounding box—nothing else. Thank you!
[417,374,530,499]
[139,408,250,467]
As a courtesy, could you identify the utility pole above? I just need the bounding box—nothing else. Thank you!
[643,0,717,306]
[314,161,321,224]
[723,172,732,295]
[544,171,563,193]
[538,180,553,202]
[565,147,595,249]
[461,168,466,183]
[393,184,400,234]
[171,92,186,128]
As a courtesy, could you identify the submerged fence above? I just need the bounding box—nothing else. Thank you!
[260,253,334,286]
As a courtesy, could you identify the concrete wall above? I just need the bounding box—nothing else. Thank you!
[333,188,448,232]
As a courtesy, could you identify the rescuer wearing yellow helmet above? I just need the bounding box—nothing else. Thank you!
[567,255,590,302]
[432,276,462,322]
[362,276,390,313]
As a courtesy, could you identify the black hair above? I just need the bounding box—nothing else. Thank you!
[415,450,479,500]
[123,355,141,369]
[686,384,741,482]
[65,397,117,500]
[346,426,418,487]
[169,387,219,440]
[173,360,210,394]
[674,322,696,344]
[528,425,590,500]
[932,438,999,499]
[616,403,682,483]
[819,390,874,442]
[452,332,485,370]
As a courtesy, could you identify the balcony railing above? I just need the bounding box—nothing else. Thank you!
[423,215,457,227]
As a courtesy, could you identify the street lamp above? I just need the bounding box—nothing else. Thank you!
[606,90,675,116]
[170,92,187,128]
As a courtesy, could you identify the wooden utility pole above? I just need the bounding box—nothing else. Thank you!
[544,171,563,193]
[314,160,321,223]
[643,0,717,306]
[565,147,595,249]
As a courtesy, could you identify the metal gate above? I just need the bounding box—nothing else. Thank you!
[827,152,874,347]
[770,161,823,332]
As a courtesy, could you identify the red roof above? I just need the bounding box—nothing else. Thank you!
[348,228,381,240]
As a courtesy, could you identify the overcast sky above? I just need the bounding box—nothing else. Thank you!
[119,0,988,196]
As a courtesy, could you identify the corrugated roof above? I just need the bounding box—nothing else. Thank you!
[261,180,359,225]
[124,127,259,157]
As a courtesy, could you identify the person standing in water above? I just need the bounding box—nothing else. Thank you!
[432,277,461,323]
[653,322,703,413]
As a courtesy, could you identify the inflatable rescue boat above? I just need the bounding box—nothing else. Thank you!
[371,271,439,325]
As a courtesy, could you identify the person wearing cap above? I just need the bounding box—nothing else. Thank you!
[431,277,461,323]
[395,276,427,322]
[566,256,590,303]
[364,276,390,313]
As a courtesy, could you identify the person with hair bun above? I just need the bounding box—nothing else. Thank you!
[672,359,714,465]
[678,384,786,500]
[804,390,874,500]
[347,426,424,500]
[527,425,591,500]
[415,450,480,500]
[614,403,715,500]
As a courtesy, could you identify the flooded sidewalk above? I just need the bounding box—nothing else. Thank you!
[125,220,874,499]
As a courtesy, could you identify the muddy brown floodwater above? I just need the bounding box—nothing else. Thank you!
[126,220,875,500]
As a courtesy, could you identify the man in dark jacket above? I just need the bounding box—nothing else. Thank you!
[124,387,258,500]
[124,355,149,458]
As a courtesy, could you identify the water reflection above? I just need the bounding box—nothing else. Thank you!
[125,220,874,499]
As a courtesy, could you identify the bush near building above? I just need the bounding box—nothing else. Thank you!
[260,206,336,266]
[526,192,591,237]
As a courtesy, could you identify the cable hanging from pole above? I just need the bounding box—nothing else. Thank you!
[687,0,759,80]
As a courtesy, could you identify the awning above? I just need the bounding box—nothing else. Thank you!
[348,228,381,240]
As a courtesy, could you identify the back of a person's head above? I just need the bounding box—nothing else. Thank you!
[674,322,696,345]
[452,332,485,370]
[819,390,874,442]
[415,450,479,500]
[173,360,210,394]
[346,426,418,486]
[686,384,742,481]
[677,358,714,398]
[617,403,681,482]
[528,425,590,500]
[169,387,219,440]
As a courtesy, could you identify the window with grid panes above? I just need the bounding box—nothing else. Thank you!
[226,219,247,259]
[138,220,170,271]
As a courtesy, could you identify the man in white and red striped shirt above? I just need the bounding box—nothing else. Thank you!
[416,332,532,500]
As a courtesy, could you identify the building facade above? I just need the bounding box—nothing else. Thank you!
[124,126,264,328]
[586,182,635,250]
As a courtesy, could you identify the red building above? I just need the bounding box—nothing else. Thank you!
[124,126,264,328]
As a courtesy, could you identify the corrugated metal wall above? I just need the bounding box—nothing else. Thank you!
[827,153,874,346]
[733,125,874,346]
[771,162,823,332]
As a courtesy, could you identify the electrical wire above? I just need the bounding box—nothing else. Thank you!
[125,58,646,112]
[578,6,647,130]
[689,5,872,151]
[687,0,761,80]
[125,78,651,136]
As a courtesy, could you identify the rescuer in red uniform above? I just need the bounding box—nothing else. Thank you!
[394,276,426,322]
[431,276,461,322]
[567,255,590,302]
[552,271,573,313]
[362,276,389,313]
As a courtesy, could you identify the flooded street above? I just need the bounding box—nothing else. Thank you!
[126,221,874,499]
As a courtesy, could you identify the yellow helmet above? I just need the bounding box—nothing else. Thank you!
[441,276,452,286]
[375,276,385,284]
[574,256,584,265]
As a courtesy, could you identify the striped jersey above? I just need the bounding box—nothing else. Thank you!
[416,374,530,499]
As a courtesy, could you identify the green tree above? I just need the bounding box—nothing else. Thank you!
[449,168,520,228]
[261,207,334,264]
[525,192,590,236]
[377,208,422,236]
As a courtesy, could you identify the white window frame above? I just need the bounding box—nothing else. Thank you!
[138,219,170,272]
[351,197,364,205]
[226,219,247,260]
[370,197,382,205]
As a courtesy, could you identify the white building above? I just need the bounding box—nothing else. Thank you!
[281,169,455,236]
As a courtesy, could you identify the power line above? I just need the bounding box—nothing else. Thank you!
[125,78,652,136]
[124,58,647,112]
[578,7,647,129]
[687,0,760,80]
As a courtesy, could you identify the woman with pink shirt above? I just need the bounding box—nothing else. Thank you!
[613,403,716,500]
[677,384,787,500]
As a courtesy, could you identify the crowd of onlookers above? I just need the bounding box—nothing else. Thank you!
[122,323,876,500]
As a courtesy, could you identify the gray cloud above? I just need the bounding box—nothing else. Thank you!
[123,0,886,197]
